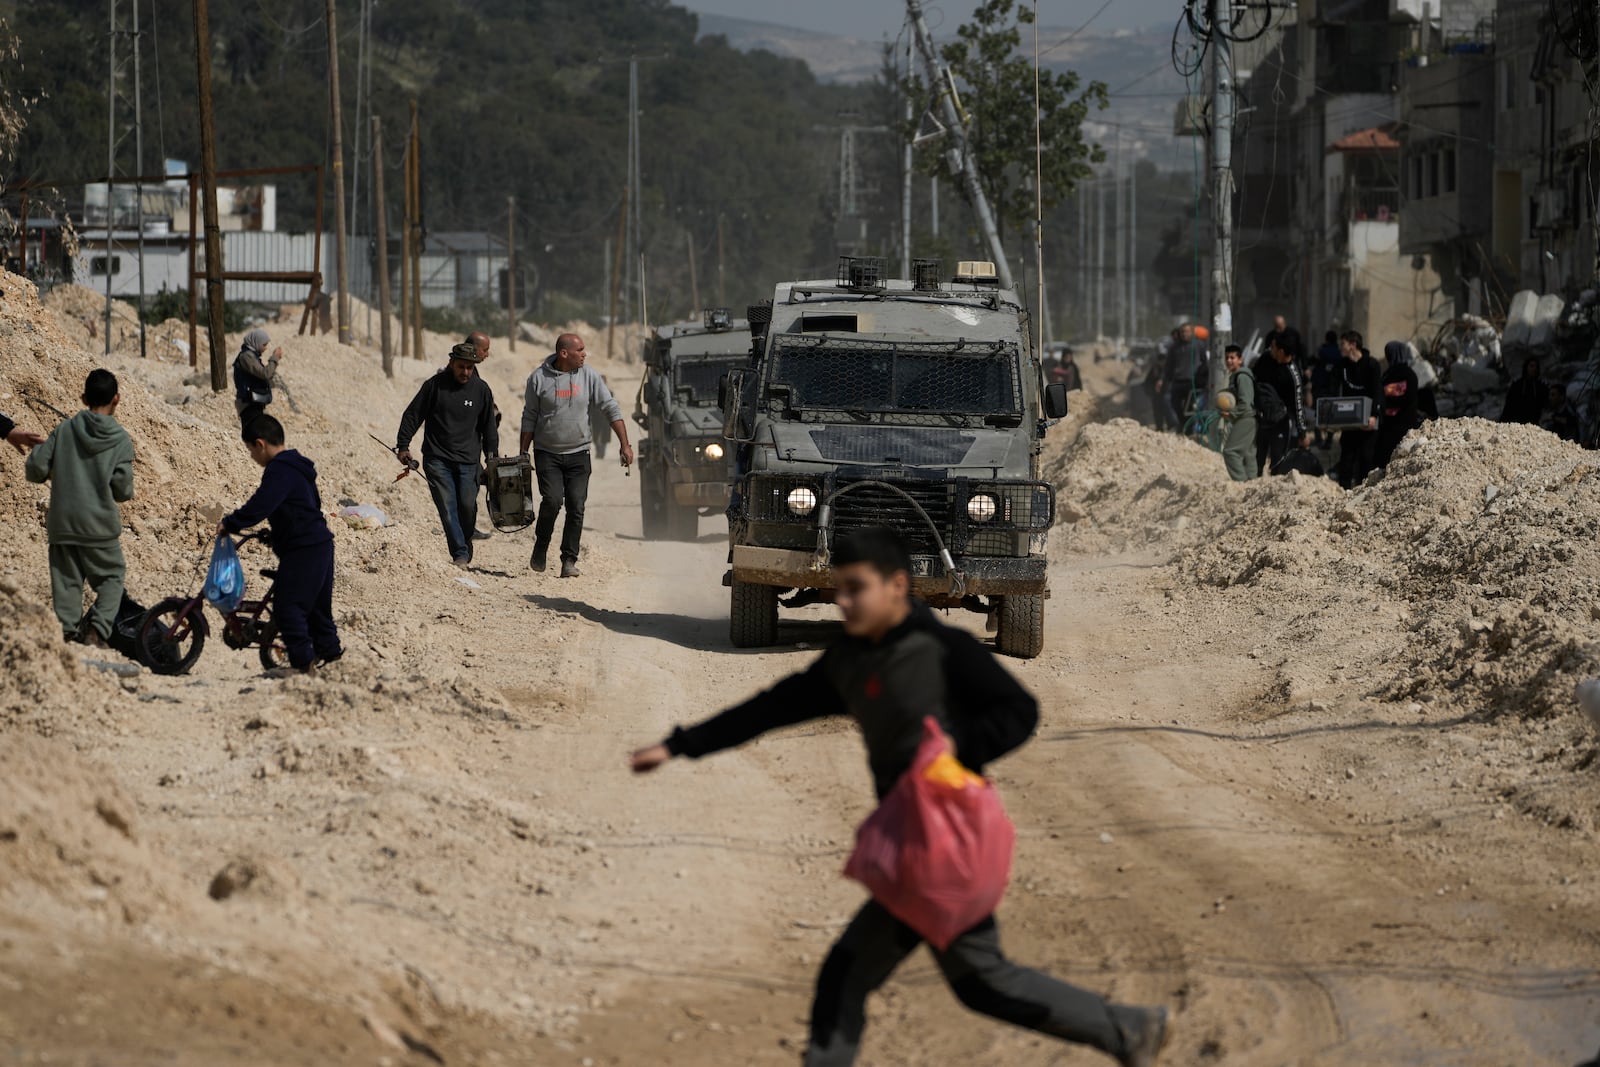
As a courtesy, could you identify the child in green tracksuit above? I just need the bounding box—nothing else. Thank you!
[25,370,135,644]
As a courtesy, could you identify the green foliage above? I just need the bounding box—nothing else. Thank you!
[907,0,1107,240]
[7,0,860,319]
[135,286,246,333]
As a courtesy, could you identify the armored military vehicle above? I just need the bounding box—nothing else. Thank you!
[636,309,752,540]
[721,257,1069,658]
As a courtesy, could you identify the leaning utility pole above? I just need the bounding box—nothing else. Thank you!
[325,0,350,345]
[192,0,227,392]
[906,0,1013,288]
[1209,0,1236,383]
[506,194,517,351]
[372,116,393,375]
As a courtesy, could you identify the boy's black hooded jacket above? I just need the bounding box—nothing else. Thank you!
[222,449,333,554]
[665,602,1039,797]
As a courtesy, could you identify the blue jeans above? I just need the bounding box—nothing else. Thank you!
[423,456,481,563]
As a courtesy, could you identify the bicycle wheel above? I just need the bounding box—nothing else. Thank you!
[256,624,292,671]
[136,597,209,675]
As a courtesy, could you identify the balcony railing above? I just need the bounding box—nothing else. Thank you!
[1347,187,1401,223]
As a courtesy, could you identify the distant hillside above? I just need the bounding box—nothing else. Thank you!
[695,14,1190,165]
[696,14,886,84]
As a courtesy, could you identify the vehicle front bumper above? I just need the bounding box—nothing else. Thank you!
[731,545,1048,597]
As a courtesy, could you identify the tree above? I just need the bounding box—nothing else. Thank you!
[907,0,1106,241]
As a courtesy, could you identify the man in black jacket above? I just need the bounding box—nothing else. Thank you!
[218,413,341,671]
[1253,336,1310,475]
[1335,331,1382,488]
[630,529,1170,1067]
[397,342,500,566]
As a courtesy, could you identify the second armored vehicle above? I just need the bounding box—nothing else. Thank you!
[636,309,752,539]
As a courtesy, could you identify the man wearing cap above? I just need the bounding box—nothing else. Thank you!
[397,342,500,567]
[519,333,633,577]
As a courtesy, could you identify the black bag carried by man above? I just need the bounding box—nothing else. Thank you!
[483,454,536,531]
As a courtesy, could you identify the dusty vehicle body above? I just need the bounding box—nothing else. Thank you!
[722,258,1068,657]
[636,311,752,539]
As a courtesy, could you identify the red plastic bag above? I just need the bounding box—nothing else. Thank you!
[843,716,1016,950]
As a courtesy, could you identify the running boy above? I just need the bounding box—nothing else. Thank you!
[217,413,341,671]
[25,369,135,645]
[629,527,1170,1066]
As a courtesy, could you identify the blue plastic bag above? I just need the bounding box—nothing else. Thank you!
[203,534,246,612]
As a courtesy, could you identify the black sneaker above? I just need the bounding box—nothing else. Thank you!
[559,560,580,578]
[530,548,548,572]
[1117,1006,1170,1067]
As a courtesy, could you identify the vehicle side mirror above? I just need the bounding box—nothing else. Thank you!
[721,369,747,439]
[1044,382,1070,420]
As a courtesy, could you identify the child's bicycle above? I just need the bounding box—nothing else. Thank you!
[135,532,291,675]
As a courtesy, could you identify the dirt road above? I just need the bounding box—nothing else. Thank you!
[5,329,1600,1066]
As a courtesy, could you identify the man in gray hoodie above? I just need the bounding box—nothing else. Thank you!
[25,369,135,645]
[519,333,633,576]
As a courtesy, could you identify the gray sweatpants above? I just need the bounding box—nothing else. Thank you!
[49,541,125,640]
[804,900,1131,1065]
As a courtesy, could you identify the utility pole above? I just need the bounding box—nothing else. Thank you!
[902,35,914,278]
[399,132,410,360]
[1114,132,1125,344]
[192,0,227,392]
[325,0,350,345]
[506,194,517,351]
[906,0,1012,288]
[372,116,392,375]
[607,185,627,360]
[716,212,725,306]
[106,0,149,359]
[1210,0,1236,384]
[931,177,940,238]
[1095,177,1105,341]
[686,231,700,313]
[1129,161,1139,340]
[409,100,423,361]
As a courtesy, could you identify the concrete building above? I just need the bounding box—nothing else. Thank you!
[1396,35,1496,322]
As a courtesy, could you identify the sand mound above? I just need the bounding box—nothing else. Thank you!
[0,577,123,732]
[0,731,187,925]
[1169,418,1600,719]
[1046,417,1238,554]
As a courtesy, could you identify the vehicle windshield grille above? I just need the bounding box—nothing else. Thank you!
[674,359,743,404]
[768,338,1020,418]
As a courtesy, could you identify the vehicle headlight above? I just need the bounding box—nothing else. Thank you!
[705,442,725,461]
[967,493,999,523]
[786,487,818,516]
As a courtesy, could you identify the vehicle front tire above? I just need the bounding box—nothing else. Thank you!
[640,464,668,540]
[729,579,778,648]
[994,594,1045,659]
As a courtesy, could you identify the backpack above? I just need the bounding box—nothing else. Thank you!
[1255,375,1289,425]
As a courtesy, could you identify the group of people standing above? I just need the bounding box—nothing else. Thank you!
[1216,318,1437,488]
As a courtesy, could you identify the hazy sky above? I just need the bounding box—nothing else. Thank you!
[676,0,1171,39]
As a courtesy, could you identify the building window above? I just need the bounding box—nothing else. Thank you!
[1443,150,1456,195]
[1501,60,1517,110]
[1410,156,1424,199]
[1427,154,1440,198]
[89,255,121,276]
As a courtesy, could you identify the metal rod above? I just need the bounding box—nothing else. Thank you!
[399,133,410,359]
[409,100,423,361]
[187,174,197,366]
[105,0,115,358]
[192,0,227,391]
[903,32,914,279]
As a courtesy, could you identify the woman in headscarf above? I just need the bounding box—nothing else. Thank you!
[1375,340,1421,468]
[233,327,285,426]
